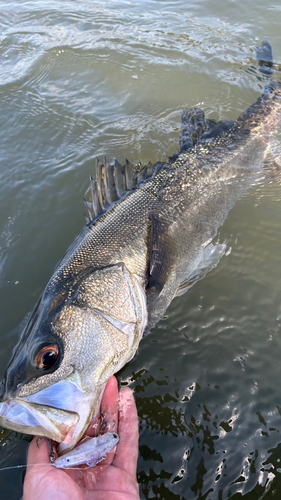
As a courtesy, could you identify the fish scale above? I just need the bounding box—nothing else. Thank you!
[0,41,280,454]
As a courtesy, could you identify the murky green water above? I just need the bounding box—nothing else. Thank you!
[0,1,281,498]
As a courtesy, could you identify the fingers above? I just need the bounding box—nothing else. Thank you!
[27,436,55,466]
[86,375,119,465]
[99,375,119,465]
[25,438,84,500]
[101,377,118,434]
[24,438,57,500]
[112,386,139,477]
[86,376,119,437]
[100,375,119,433]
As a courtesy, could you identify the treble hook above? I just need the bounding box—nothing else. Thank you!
[36,437,56,464]
[100,412,116,432]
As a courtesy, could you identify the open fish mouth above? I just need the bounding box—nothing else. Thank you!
[0,378,95,446]
[0,267,146,451]
[0,41,279,457]
[0,398,79,442]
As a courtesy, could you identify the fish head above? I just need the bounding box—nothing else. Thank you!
[0,262,147,451]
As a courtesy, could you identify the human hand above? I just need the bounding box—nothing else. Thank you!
[23,376,140,500]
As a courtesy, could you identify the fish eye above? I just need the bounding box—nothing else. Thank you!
[34,343,60,370]
[113,433,118,439]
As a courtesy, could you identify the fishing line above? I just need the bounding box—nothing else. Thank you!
[0,463,94,472]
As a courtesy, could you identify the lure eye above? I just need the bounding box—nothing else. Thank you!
[113,433,118,439]
[34,343,60,370]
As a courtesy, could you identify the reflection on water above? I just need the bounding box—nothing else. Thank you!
[120,189,281,498]
[121,333,281,499]
[0,0,281,499]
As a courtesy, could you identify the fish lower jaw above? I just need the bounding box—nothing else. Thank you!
[57,390,104,454]
[0,399,72,442]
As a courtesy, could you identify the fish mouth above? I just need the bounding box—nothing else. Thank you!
[0,378,96,448]
[0,398,80,442]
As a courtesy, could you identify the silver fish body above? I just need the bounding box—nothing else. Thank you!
[54,432,119,468]
[0,42,280,453]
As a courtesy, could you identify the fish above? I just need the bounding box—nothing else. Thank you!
[0,41,280,454]
[53,432,119,468]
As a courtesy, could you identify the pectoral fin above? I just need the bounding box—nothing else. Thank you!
[87,457,104,467]
[148,212,173,291]
[175,242,227,297]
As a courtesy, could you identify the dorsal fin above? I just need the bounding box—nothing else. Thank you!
[89,175,102,217]
[179,107,207,152]
[255,40,273,77]
[105,157,118,202]
[84,158,165,226]
[113,159,127,198]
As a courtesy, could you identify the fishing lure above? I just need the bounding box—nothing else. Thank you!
[53,432,119,468]
[0,432,119,473]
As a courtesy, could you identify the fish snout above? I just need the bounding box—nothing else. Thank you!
[0,397,80,442]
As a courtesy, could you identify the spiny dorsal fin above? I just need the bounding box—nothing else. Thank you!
[83,198,95,220]
[96,158,107,210]
[137,161,154,182]
[84,158,165,225]
[125,159,135,190]
[90,175,102,217]
[113,158,127,198]
[105,158,118,203]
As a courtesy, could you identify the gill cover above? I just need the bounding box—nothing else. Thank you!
[0,261,147,449]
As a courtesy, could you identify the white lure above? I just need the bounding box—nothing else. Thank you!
[54,432,119,468]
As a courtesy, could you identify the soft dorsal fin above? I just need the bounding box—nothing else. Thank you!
[255,40,273,77]
[179,107,207,152]
[84,158,164,225]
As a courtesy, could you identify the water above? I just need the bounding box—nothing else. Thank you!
[0,1,281,498]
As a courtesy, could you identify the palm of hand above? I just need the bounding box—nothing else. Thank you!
[23,377,140,500]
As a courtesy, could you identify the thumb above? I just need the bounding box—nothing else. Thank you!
[27,436,55,466]
[24,438,83,500]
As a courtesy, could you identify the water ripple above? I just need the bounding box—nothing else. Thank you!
[0,1,281,499]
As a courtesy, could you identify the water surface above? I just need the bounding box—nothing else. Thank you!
[0,1,281,498]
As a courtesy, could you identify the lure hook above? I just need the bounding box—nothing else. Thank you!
[100,412,116,432]
[36,437,56,463]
